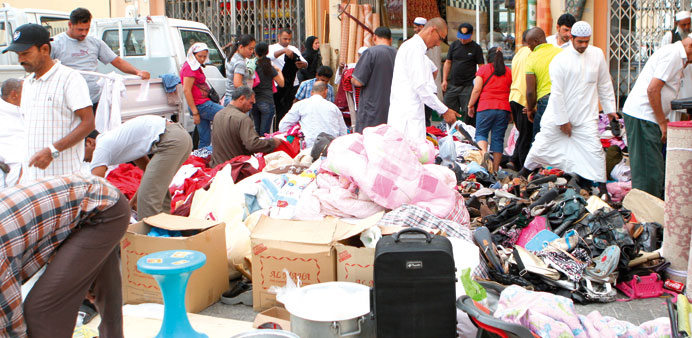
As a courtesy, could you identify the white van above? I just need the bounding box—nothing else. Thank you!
[0,7,228,133]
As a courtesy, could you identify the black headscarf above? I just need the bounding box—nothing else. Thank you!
[299,36,322,82]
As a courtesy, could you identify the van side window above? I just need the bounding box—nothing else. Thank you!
[40,17,69,37]
[179,29,223,67]
[102,29,146,56]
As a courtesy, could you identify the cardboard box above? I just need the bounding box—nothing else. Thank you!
[253,306,291,331]
[335,242,375,288]
[121,213,229,313]
[250,214,381,311]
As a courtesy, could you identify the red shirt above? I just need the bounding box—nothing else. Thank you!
[180,61,210,106]
[476,64,512,112]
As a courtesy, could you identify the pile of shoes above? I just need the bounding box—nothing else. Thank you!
[459,169,667,304]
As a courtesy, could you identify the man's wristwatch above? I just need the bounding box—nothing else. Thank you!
[48,144,60,159]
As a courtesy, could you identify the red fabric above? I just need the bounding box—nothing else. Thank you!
[426,126,446,138]
[106,163,143,199]
[273,138,300,158]
[342,68,361,107]
[169,155,266,215]
[476,64,512,112]
[335,75,349,111]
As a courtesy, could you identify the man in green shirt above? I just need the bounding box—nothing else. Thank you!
[524,27,563,139]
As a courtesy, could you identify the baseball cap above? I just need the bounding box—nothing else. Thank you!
[457,23,474,40]
[2,24,52,54]
[413,17,427,26]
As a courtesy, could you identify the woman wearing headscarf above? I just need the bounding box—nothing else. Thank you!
[223,34,256,105]
[467,47,512,172]
[298,36,322,82]
[181,42,224,149]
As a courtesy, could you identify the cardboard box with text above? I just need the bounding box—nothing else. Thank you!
[121,213,229,313]
[250,214,381,311]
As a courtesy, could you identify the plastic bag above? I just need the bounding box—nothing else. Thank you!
[189,164,251,277]
[438,126,458,165]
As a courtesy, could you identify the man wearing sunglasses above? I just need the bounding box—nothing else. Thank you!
[388,18,460,141]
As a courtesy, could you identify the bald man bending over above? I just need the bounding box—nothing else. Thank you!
[388,18,460,141]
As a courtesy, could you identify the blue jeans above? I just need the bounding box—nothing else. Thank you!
[475,109,509,153]
[251,101,276,136]
[193,100,224,149]
[533,94,550,140]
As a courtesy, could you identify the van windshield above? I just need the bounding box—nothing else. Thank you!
[180,29,224,67]
[40,16,69,37]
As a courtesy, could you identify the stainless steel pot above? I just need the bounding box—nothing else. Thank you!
[290,313,375,338]
[280,282,375,338]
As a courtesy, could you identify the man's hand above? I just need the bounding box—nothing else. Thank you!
[129,190,138,211]
[295,61,308,69]
[559,122,572,137]
[192,113,201,125]
[137,70,151,79]
[526,108,536,122]
[28,148,53,169]
[660,120,669,143]
[441,80,448,93]
[467,106,475,118]
[285,48,294,58]
[273,138,282,148]
[442,108,461,124]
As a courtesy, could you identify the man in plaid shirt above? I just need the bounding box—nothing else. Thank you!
[0,175,129,338]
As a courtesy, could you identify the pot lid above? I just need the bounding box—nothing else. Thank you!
[282,282,370,322]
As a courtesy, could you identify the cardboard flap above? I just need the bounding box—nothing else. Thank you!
[332,212,384,242]
[251,216,339,245]
[143,213,223,231]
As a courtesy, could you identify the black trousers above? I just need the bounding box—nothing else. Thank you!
[510,101,533,168]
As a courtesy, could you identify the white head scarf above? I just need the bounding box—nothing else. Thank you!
[571,21,592,37]
[186,42,209,71]
[677,11,691,22]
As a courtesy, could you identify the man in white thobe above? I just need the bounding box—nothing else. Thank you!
[522,22,617,193]
[661,11,692,122]
[387,18,459,141]
[0,79,25,188]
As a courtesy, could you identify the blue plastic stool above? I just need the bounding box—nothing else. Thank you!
[137,250,208,338]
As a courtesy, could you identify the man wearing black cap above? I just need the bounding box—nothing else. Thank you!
[442,23,484,126]
[4,24,94,181]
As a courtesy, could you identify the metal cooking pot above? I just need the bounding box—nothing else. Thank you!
[281,282,375,338]
[230,329,299,338]
[290,313,375,338]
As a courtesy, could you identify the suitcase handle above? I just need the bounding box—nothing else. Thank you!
[393,228,433,243]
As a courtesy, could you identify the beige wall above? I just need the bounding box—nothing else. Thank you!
[110,0,166,18]
[3,0,110,17]
[3,0,165,18]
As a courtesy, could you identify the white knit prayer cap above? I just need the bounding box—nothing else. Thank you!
[571,21,592,37]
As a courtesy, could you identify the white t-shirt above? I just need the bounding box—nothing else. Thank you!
[546,34,570,49]
[622,41,688,124]
[268,43,306,86]
[51,33,118,103]
[90,115,167,170]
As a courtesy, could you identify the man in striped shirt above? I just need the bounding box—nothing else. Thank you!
[0,175,129,338]
[3,23,94,181]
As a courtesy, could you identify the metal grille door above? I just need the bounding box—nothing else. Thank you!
[609,0,680,108]
[166,0,305,48]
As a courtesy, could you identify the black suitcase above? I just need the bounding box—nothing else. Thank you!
[372,228,457,338]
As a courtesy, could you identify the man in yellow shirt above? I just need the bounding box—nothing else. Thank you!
[508,30,532,169]
[524,27,562,139]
